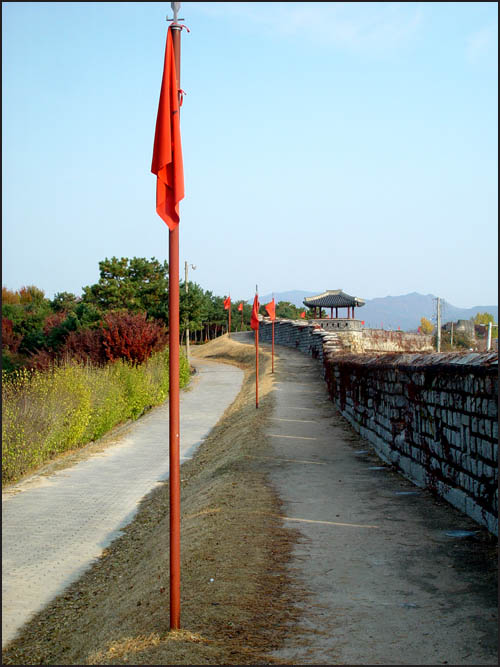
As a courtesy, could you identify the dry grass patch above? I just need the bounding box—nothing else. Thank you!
[2,335,304,665]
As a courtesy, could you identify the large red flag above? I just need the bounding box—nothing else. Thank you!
[224,296,231,310]
[250,294,260,330]
[300,311,306,318]
[265,298,276,321]
[237,302,244,312]
[151,28,184,230]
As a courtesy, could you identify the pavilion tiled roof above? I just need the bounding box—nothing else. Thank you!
[303,290,365,308]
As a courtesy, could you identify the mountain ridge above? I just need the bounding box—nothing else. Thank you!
[257,290,498,331]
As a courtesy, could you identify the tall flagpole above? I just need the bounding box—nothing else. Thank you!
[169,1,182,631]
[228,296,231,338]
[255,285,259,409]
[271,292,275,374]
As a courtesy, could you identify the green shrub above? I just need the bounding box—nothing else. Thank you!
[2,348,189,484]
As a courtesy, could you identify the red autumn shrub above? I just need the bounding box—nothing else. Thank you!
[60,327,106,366]
[26,348,57,372]
[42,311,68,335]
[101,311,167,364]
[2,318,22,353]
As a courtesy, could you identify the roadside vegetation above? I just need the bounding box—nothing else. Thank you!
[1,256,307,487]
[2,349,189,485]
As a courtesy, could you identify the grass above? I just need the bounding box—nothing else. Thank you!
[2,347,190,485]
[2,335,305,665]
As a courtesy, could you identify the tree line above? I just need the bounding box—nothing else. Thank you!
[1,256,313,373]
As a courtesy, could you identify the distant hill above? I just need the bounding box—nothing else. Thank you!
[258,290,498,331]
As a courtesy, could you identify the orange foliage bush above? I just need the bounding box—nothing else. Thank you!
[101,311,167,364]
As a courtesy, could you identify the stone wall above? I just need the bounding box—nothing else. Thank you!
[259,319,499,535]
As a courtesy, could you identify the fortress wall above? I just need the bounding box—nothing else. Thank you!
[259,319,499,535]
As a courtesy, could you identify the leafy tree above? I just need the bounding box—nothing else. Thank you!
[18,285,46,304]
[50,291,79,312]
[82,257,169,322]
[179,281,209,335]
[474,312,498,339]
[420,316,434,334]
[275,301,302,319]
[2,287,21,304]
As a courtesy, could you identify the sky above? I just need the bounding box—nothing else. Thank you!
[2,2,498,308]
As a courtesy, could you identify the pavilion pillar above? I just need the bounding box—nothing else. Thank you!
[331,307,333,319]
[336,307,338,318]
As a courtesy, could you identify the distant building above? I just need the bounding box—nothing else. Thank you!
[302,289,365,331]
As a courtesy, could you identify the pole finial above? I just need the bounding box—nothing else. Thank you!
[171,2,181,23]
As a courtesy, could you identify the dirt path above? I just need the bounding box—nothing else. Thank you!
[264,345,498,665]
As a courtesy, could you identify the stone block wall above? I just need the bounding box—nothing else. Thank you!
[260,319,499,535]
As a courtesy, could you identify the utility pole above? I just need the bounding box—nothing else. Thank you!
[450,321,454,347]
[184,261,196,364]
[436,297,441,352]
[487,321,492,351]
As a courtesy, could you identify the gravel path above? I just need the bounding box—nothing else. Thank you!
[2,358,243,647]
[263,345,497,665]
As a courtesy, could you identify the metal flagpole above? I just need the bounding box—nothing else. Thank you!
[228,295,231,338]
[169,0,182,631]
[255,285,259,408]
[271,292,274,374]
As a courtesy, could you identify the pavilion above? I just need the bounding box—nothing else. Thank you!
[303,290,365,328]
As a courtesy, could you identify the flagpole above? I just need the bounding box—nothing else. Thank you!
[169,11,182,632]
[228,296,231,338]
[255,285,259,408]
[271,292,274,374]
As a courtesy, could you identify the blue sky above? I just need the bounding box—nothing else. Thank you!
[2,2,498,307]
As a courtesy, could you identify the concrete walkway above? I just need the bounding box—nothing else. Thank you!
[262,345,497,665]
[1,358,243,648]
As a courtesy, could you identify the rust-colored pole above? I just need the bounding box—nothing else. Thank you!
[241,308,243,330]
[255,326,259,408]
[228,302,231,338]
[271,319,275,373]
[169,21,182,632]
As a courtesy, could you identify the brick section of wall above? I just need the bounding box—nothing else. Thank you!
[260,319,499,535]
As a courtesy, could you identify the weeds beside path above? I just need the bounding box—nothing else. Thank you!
[2,336,302,665]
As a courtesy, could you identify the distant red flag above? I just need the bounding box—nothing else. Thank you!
[361,321,365,325]
[151,28,184,230]
[237,302,244,312]
[250,294,260,330]
[265,298,276,321]
[300,311,306,318]
[224,296,231,310]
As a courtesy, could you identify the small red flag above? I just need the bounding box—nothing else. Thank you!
[224,296,231,310]
[265,298,276,321]
[151,28,184,230]
[237,302,244,312]
[361,321,365,325]
[300,311,306,318]
[250,294,260,330]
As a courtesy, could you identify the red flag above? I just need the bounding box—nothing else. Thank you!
[250,294,260,330]
[265,298,276,321]
[151,28,184,230]
[237,302,243,312]
[300,311,306,318]
[224,296,231,310]
[361,320,365,325]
